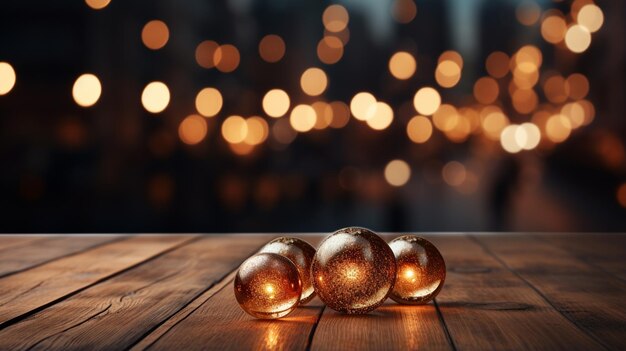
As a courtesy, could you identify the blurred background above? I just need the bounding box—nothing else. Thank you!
[0,0,624,233]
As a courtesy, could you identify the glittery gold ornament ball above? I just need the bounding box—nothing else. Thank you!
[388,235,446,304]
[234,253,302,319]
[259,236,317,305]
[311,227,397,314]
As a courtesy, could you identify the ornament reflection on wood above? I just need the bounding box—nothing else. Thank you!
[312,227,397,314]
[388,235,446,304]
[259,236,317,305]
[234,253,302,319]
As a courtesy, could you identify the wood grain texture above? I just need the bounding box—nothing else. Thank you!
[0,235,272,351]
[474,234,626,350]
[0,235,194,327]
[430,235,603,350]
[0,236,123,278]
[0,236,43,250]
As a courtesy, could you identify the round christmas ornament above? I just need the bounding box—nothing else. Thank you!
[234,253,302,319]
[388,235,446,304]
[311,227,397,314]
[259,237,317,305]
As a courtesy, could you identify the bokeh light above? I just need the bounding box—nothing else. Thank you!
[565,24,592,53]
[391,0,417,24]
[195,88,223,117]
[323,5,349,33]
[263,89,290,118]
[545,114,572,142]
[365,102,394,130]
[290,104,317,132]
[473,77,499,104]
[384,160,411,187]
[516,1,541,26]
[244,116,269,145]
[577,4,604,33]
[0,62,17,95]
[317,36,344,65]
[407,116,433,144]
[141,20,169,50]
[566,73,590,100]
[222,115,248,143]
[435,60,461,88]
[195,40,219,69]
[329,101,350,128]
[141,81,170,114]
[85,0,111,10]
[259,35,286,63]
[350,92,377,121]
[485,51,510,79]
[389,51,416,80]
[541,14,567,44]
[413,87,441,116]
[179,114,208,145]
[300,68,328,96]
[214,44,241,73]
[72,74,101,107]
[442,161,466,187]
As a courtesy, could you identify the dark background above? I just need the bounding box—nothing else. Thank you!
[0,0,624,233]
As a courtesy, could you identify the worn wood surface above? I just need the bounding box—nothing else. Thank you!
[0,233,624,350]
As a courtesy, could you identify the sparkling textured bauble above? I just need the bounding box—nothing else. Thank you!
[234,253,302,319]
[311,227,397,314]
[259,237,317,305]
[388,235,446,304]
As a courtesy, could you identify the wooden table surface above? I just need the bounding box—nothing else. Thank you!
[0,233,624,350]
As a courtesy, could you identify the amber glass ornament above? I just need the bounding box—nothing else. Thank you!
[259,237,317,305]
[388,235,446,304]
[311,227,397,314]
[234,253,302,319]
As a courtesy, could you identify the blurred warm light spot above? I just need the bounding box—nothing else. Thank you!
[460,107,481,133]
[195,40,219,69]
[577,99,595,125]
[500,125,523,153]
[486,51,509,79]
[473,77,499,104]
[435,60,461,88]
[229,142,255,156]
[178,114,208,145]
[392,0,417,24]
[545,114,572,142]
[72,74,102,107]
[442,161,466,187]
[214,44,241,73]
[300,68,328,96]
[541,15,567,44]
[577,4,603,33]
[512,89,538,114]
[561,102,586,129]
[413,87,441,116]
[263,89,290,118]
[317,36,344,65]
[617,183,626,208]
[565,73,589,100]
[244,116,269,145]
[259,34,286,63]
[0,62,16,95]
[142,20,169,50]
[519,123,541,150]
[565,25,591,53]
[481,110,510,140]
[407,116,432,144]
[388,51,416,80]
[515,45,542,70]
[195,88,222,117]
[272,118,297,145]
[445,115,471,143]
[512,67,539,89]
[432,104,458,132]
[329,101,350,128]
[516,1,541,26]
[85,0,111,10]
[325,28,350,45]
[384,160,411,187]
[323,5,349,33]
[571,0,595,18]
[222,115,248,143]
[312,101,333,130]
[438,51,464,69]
[365,102,394,130]
[141,81,170,113]
[290,105,317,132]
[351,92,377,120]
[543,75,568,104]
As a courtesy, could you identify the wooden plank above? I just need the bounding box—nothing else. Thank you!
[0,235,124,278]
[474,234,626,350]
[0,235,273,351]
[0,236,43,250]
[0,235,194,327]
[429,235,603,350]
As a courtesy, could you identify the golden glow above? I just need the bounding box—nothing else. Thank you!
[229,142,255,156]
[617,183,626,208]
[565,25,592,53]
[561,102,586,129]
[515,45,542,70]
[312,101,333,130]
[442,161,466,187]
[577,99,595,126]
[325,27,350,45]
[329,101,350,129]
[544,75,568,104]
[511,89,538,115]
[272,118,297,144]
[366,102,394,130]
[541,15,567,44]
[486,51,509,79]
[516,1,541,26]
[545,114,572,142]
[432,104,458,132]
[435,60,461,88]
[392,0,417,24]
[317,36,344,65]
[141,20,169,50]
[85,0,111,10]
[178,114,208,145]
[384,159,411,187]
[481,110,510,140]
[389,51,416,80]
[222,115,248,143]
[290,105,317,132]
[214,44,241,73]
[577,4,604,33]
[323,5,349,33]
[350,92,377,121]
[72,74,102,107]
[195,40,219,69]
[195,88,222,117]
[259,35,286,63]
[244,116,269,145]
[438,51,463,69]
[500,125,522,153]
[0,62,16,95]
[566,73,589,100]
[407,116,433,144]
[141,81,170,113]
[413,87,441,116]
[519,123,541,150]
[262,89,290,118]
[300,68,328,96]
[473,77,499,104]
